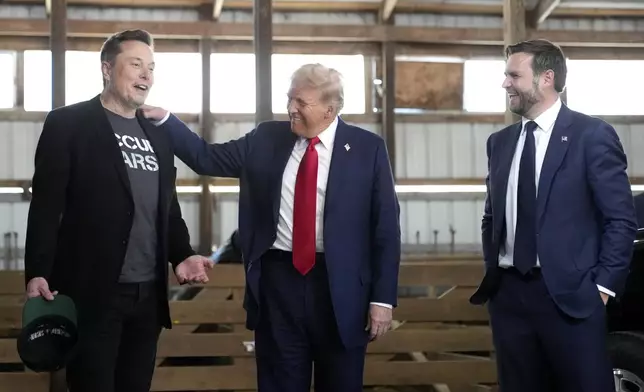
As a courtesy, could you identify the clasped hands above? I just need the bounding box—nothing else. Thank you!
[175,255,214,285]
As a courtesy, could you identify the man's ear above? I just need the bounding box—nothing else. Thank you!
[101,61,112,85]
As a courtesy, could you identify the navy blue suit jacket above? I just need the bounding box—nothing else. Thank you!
[159,114,401,347]
[470,104,638,319]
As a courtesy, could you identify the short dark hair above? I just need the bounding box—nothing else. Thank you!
[100,29,153,65]
[505,39,567,93]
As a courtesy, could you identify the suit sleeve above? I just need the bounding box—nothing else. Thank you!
[24,112,71,284]
[370,139,401,307]
[481,135,494,266]
[586,121,638,296]
[157,114,252,178]
[167,172,197,268]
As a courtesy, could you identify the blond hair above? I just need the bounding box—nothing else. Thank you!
[290,63,345,114]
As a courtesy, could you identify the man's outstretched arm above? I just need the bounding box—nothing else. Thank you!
[144,107,254,178]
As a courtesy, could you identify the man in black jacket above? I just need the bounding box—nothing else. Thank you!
[23,29,213,392]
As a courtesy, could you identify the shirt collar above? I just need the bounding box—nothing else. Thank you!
[300,116,338,149]
[521,98,562,133]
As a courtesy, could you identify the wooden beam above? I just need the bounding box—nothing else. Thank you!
[143,361,497,390]
[4,0,644,17]
[1,19,643,48]
[380,0,399,22]
[50,0,66,109]
[213,0,224,20]
[13,51,24,108]
[0,261,486,295]
[254,0,272,124]
[2,35,644,60]
[197,38,213,255]
[0,297,490,328]
[380,17,396,178]
[0,109,642,125]
[0,327,493,362]
[531,0,562,27]
[502,0,526,125]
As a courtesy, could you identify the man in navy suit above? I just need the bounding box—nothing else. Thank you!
[142,63,401,392]
[469,39,637,392]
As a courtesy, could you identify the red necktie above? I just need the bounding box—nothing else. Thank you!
[292,136,320,275]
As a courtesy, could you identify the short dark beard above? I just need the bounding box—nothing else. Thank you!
[100,87,138,118]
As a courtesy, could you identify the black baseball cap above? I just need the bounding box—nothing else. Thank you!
[17,294,78,373]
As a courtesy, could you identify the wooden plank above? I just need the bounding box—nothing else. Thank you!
[149,361,497,390]
[0,108,641,125]
[380,16,396,177]
[50,0,66,109]
[0,297,489,328]
[4,0,643,18]
[197,37,213,255]
[254,0,273,124]
[502,0,525,125]
[0,296,488,329]
[153,327,493,358]
[0,373,50,391]
[165,297,489,325]
[0,262,486,294]
[0,338,20,362]
[2,35,644,60]
[0,327,493,362]
[531,0,561,26]
[0,18,642,47]
[380,0,399,22]
[0,296,488,328]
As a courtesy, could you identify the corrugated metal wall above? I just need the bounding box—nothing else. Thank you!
[2,120,643,249]
[0,3,643,250]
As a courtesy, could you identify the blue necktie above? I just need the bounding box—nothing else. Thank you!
[513,121,538,274]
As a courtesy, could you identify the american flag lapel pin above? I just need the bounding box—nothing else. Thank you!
[561,136,568,142]
[344,143,350,151]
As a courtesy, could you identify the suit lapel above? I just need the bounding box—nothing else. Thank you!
[323,118,350,221]
[536,105,573,224]
[271,128,298,224]
[493,123,521,233]
[88,95,133,199]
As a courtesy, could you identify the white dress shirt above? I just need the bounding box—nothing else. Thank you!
[498,99,615,297]
[272,116,392,309]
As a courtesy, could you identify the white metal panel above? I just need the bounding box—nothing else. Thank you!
[67,6,200,22]
[394,122,500,179]
[542,17,644,31]
[400,199,484,246]
[394,13,502,28]
[0,201,29,249]
[178,198,200,248]
[218,199,240,244]
[203,197,486,247]
[0,121,43,180]
[173,122,200,180]
[0,5,45,18]
[5,120,644,179]
[272,12,376,25]
[219,11,376,24]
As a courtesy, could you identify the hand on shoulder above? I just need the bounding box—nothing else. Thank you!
[139,104,168,122]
